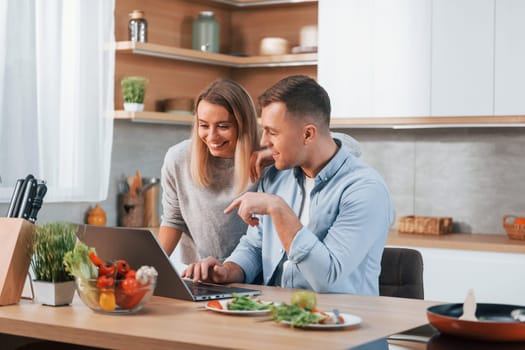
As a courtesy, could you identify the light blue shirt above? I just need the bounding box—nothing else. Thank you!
[226,139,394,295]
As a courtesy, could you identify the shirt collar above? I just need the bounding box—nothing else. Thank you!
[293,139,349,184]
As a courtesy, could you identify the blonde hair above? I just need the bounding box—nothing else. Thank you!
[190,79,260,194]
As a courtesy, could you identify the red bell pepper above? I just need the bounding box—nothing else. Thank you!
[89,250,105,268]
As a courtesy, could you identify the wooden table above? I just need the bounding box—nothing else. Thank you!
[0,284,440,350]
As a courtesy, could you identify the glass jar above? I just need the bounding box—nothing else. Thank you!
[192,11,219,53]
[128,10,148,42]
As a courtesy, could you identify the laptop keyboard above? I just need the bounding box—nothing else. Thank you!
[184,279,231,296]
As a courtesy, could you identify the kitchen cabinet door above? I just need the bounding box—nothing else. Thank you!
[402,246,525,305]
[319,0,431,118]
[494,0,525,115]
[431,0,494,116]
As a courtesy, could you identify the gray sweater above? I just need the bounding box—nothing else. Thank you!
[160,134,361,264]
[160,140,248,264]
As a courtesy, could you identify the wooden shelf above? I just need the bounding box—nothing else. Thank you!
[114,111,525,127]
[387,229,525,254]
[115,41,317,68]
[114,111,193,125]
[331,115,525,128]
[211,0,317,7]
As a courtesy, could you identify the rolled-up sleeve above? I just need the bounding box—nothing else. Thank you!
[225,224,263,283]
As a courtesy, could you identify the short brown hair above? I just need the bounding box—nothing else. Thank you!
[190,79,259,193]
[258,75,331,128]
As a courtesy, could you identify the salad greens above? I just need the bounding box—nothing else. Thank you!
[227,293,272,311]
[63,242,99,307]
[272,303,324,327]
[63,242,98,280]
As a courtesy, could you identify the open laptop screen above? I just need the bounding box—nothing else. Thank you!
[76,224,261,301]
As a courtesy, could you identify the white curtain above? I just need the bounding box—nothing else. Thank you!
[0,0,114,202]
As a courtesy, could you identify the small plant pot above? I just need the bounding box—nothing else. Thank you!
[124,102,144,112]
[33,280,76,306]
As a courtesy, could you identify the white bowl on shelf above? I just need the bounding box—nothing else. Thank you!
[259,37,289,56]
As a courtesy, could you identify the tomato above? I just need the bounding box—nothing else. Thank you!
[97,275,114,289]
[118,289,148,310]
[114,259,131,278]
[207,300,223,310]
[291,290,317,310]
[99,290,116,311]
[98,263,116,277]
[114,284,127,306]
[122,277,139,295]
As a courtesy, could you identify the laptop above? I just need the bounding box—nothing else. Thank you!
[76,224,261,301]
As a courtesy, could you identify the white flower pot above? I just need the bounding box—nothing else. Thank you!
[123,102,144,112]
[33,280,76,306]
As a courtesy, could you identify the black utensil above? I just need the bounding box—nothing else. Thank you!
[17,177,37,220]
[28,182,47,223]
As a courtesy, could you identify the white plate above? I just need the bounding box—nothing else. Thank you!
[204,299,273,316]
[280,312,362,329]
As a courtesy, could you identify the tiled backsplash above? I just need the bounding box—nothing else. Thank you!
[2,122,523,235]
[348,127,525,234]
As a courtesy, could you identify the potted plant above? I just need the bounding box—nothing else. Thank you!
[121,76,147,112]
[30,222,77,306]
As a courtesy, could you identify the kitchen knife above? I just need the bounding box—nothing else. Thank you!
[28,182,47,223]
[17,177,37,220]
[6,178,24,217]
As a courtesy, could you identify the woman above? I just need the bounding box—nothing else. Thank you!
[158,79,259,264]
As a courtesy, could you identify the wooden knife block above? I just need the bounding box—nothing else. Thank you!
[0,218,35,305]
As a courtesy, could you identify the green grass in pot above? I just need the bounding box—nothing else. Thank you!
[31,222,77,283]
[121,76,147,103]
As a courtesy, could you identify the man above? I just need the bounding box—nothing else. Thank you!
[182,75,393,295]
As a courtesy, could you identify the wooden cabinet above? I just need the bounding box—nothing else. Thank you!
[114,0,318,124]
[321,0,525,127]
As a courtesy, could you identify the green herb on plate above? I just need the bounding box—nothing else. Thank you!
[271,303,324,327]
[227,293,272,311]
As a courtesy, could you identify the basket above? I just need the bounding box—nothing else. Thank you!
[502,215,525,240]
[397,216,453,236]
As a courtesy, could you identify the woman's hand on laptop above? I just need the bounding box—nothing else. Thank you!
[181,257,244,284]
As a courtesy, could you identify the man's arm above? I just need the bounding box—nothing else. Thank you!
[224,192,302,252]
[287,182,392,292]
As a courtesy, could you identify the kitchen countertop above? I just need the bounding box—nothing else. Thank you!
[0,284,440,349]
[387,229,525,254]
